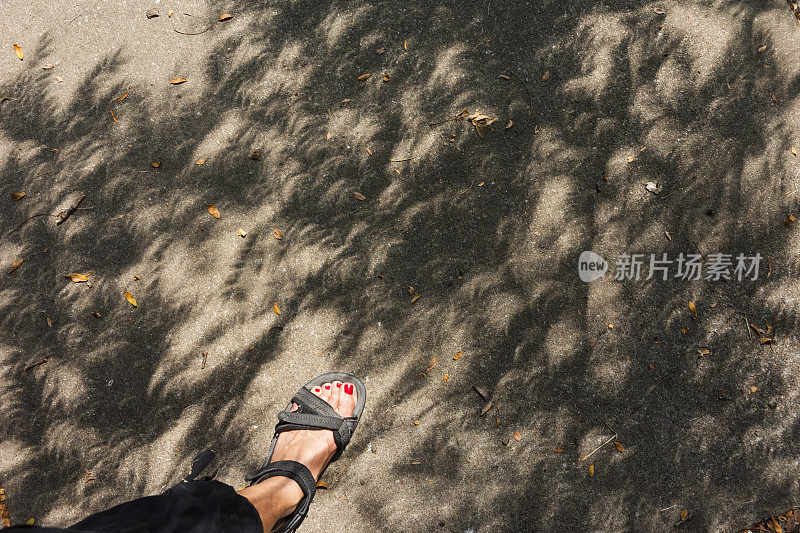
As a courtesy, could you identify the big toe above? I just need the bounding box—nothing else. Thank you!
[336,382,356,417]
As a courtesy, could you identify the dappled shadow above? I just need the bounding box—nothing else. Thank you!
[3,0,800,530]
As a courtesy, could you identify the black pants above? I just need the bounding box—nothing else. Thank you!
[5,480,262,533]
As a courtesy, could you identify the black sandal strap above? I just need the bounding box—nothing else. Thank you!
[244,460,317,533]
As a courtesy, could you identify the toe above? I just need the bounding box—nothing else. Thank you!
[329,381,342,408]
[337,381,356,417]
[319,382,332,402]
[289,401,299,412]
[311,385,322,396]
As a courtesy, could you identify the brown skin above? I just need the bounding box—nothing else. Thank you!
[238,381,356,533]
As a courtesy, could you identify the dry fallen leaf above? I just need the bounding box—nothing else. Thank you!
[238,228,247,237]
[383,73,391,82]
[505,119,513,129]
[272,228,282,240]
[170,77,188,85]
[207,204,220,218]
[273,302,280,315]
[426,357,438,372]
[326,131,332,141]
[13,44,23,61]
[649,363,658,370]
[25,519,34,526]
[502,438,510,446]
[553,446,565,453]
[11,192,25,200]
[403,39,408,50]
[124,291,137,307]
[513,431,522,442]
[196,159,206,165]
[315,480,328,489]
[42,64,55,69]
[65,273,89,283]
[680,509,688,521]
[151,161,161,168]
[413,420,420,425]
[498,74,510,80]
[112,92,129,103]
[8,259,23,274]
[681,326,689,335]
[541,70,550,82]
[218,13,233,21]
[353,192,366,201]
[750,386,758,393]
[110,109,119,123]
[0,97,10,103]
[443,373,449,383]
[614,441,624,453]
[145,8,159,18]
[760,337,774,345]
[793,146,798,157]
[357,73,371,81]
[785,214,796,226]
[645,181,661,193]
[758,45,768,53]
[480,401,493,416]
[249,151,261,160]
[365,147,372,156]
[588,463,595,477]
[376,47,385,54]
[653,6,665,14]
[46,315,52,328]
[688,300,697,317]
[453,351,462,360]
[410,294,420,304]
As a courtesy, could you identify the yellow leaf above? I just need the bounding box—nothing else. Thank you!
[410,294,420,304]
[688,300,697,317]
[588,463,594,477]
[513,431,522,442]
[793,146,798,157]
[238,228,247,237]
[13,44,23,61]
[413,420,420,425]
[505,120,513,129]
[170,77,188,85]
[65,273,89,283]
[353,192,366,201]
[110,109,119,123]
[453,351,461,360]
[785,214,796,226]
[151,161,161,168]
[383,73,391,82]
[403,39,408,50]
[8,258,23,274]
[614,441,624,452]
[11,192,25,200]
[25,519,34,526]
[196,159,206,165]
[124,291,137,307]
[750,386,758,392]
[443,373,449,382]
[208,204,220,218]
[218,13,233,21]
[315,480,328,489]
[273,302,280,315]
[272,228,282,240]
[112,92,129,102]
[680,509,688,521]
[357,73,371,81]
[426,357,438,372]
[541,70,550,82]
[681,326,688,335]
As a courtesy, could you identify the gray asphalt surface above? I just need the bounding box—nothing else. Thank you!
[2,0,800,531]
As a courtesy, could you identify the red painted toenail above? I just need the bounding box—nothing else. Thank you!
[313,388,320,393]
[325,384,331,390]
[344,383,354,395]
[336,382,341,388]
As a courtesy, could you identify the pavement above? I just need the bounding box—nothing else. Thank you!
[2,0,800,531]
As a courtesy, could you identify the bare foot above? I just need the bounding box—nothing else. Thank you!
[238,380,357,532]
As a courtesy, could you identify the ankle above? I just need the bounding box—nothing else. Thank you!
[239,476,305,530]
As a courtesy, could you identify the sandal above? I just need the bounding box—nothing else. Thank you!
[244,372,366,532]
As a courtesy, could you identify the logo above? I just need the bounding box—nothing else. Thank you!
[578,251,608,282]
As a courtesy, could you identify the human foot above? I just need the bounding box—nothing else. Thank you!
[238,380,357,530]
